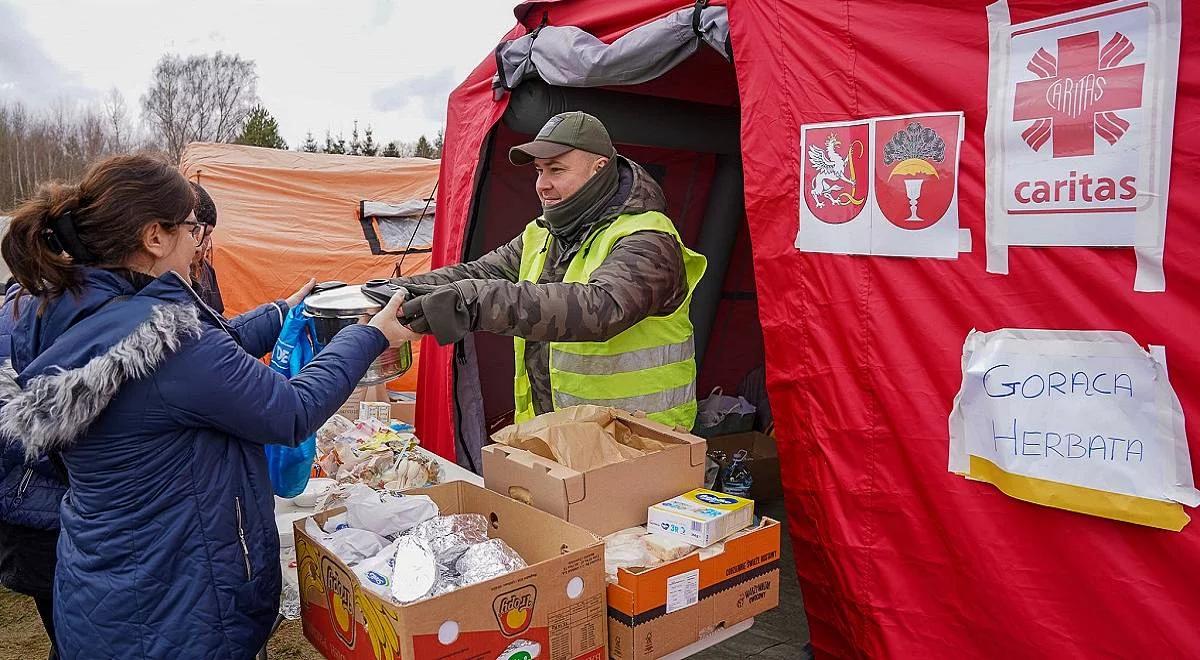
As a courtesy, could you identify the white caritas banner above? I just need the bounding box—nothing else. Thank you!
[985,0,1182,292]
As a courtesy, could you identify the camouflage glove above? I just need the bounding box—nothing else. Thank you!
[414,280,482,346]
[400,296,431,335]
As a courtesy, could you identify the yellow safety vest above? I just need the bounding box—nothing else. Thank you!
[513,211,707,429]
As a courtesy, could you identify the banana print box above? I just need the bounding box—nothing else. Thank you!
[295,482,608,660]
[646,489,755,548]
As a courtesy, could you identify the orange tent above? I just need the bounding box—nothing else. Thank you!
[179,143,439,390]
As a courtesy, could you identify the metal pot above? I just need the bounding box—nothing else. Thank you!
[303,283,412,385]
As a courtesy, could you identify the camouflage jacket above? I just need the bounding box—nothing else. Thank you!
[398,157,687,415]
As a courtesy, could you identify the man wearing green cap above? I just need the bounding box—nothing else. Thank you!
[393,112,706,430]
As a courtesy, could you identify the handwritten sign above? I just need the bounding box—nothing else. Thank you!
[948,329,1199,530]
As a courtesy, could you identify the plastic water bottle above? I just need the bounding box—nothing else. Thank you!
[722,449,753,498]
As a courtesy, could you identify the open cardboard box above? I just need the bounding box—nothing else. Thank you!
[483,408,707,536]
[295,482,608,660]
[707,432,782,501]
[608,518,783,660]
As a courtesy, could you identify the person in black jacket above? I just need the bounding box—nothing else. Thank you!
[189,182,224,314]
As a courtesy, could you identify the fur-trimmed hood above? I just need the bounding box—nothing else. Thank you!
[0,270,207,459]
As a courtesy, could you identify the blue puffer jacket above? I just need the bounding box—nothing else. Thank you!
[0,269,387,659]
[0,284,67,530]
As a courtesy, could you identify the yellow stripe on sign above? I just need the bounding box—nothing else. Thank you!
[966,456,1191,532]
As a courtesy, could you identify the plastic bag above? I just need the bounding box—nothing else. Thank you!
[604,529,660,581]
[344,491,438,537]
[280,545,301,620]
[497,640,544,660]
[353,545,397,598]
[317,527,390,566]
[266,302,319,497]
[694,387,757,438]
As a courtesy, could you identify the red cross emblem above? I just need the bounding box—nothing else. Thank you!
[1013,31,1145,158]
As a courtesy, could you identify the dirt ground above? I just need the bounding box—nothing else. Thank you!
[0,587,320,660]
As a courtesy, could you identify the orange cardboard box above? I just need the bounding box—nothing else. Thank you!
[483,409,706,536]
[295,482,608,660]
[607,519,782,660]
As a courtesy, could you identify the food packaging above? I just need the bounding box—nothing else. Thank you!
[389,536,438,603]
[644,531,695,563]
[456,538,528,586]
[381,452,440,492]
[429,571,463,598]
[646,489,755,548]
[315,527,390,567]
[410,514,490,567]
[316,414,357,454]
[291,477,337,508]
[604,533,659,582]
[359,401,392,424]
[353,546,396,598]
[497,639,544,660]
[318,512,351,534]
[344,491,438,537]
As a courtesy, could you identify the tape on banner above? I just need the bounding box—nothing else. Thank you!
[967,455,1190,531]
[984,0,1012,275]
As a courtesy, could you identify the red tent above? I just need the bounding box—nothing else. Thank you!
[418,0,1200,655]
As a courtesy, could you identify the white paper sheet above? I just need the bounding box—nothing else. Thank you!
[948,328,1198,507]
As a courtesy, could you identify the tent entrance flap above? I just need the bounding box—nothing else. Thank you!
[495,4,731,92]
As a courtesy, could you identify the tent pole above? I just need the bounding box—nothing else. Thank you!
[689,153,744,372]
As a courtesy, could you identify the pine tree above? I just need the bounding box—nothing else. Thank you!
[349,121,363,156]
[382,141,401,158]
[362,125,379,157]
[302,131,319,153]
[235,105,288,149]
[433,128,444,158]
[324,130,346,154]
[414,134,435,159]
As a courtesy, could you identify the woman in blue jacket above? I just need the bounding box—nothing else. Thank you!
[0,282,66,659]
[0,154,415,659]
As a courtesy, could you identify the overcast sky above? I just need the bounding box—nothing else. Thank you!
[0,0,518,146]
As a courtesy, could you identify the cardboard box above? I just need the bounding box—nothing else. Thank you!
[358,401,391,424]
[296,482,608,660]
[483,409,706,536]
[607,519,782,660]
[647,489,756,548]
[706,432,782,501]
[387,391,417,426]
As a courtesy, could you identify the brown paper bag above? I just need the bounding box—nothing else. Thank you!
[492,405,674,471]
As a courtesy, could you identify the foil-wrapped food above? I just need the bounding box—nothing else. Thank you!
[389,536,438,603]
[456,539,528,586]
[410,514,490,567]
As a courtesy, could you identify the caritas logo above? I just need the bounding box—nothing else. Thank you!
[493,586,537,637]
[1008,18,1147,212]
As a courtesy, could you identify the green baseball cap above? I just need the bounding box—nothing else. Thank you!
[509,111,616,165]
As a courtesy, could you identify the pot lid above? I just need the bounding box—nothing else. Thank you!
[303,284,381,317]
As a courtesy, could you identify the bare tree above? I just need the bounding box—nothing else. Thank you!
[104,88,131,153]
[0,101,127,210]
[140,52,259,162]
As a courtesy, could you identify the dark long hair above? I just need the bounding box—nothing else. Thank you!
[1,154,195,299]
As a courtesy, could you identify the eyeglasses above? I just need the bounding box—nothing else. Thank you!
[178,220,207,247]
